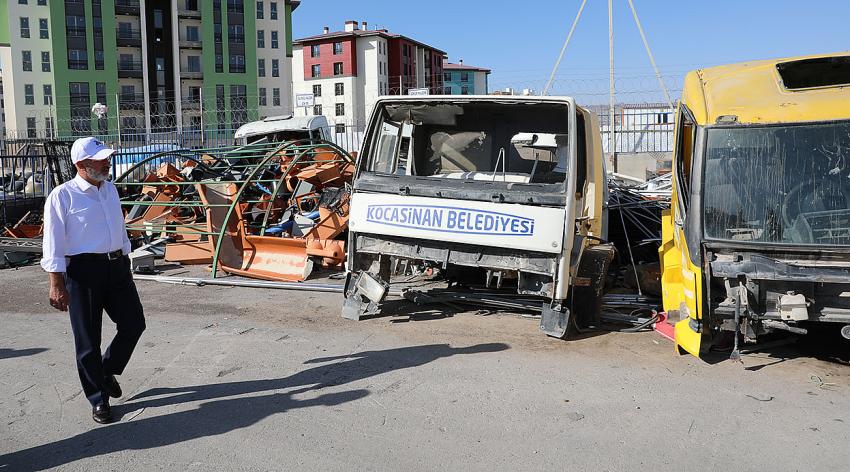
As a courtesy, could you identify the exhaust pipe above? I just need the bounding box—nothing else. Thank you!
[841,325,850,340]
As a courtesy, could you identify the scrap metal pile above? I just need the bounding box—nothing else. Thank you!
[115,140,354,282]
[606,176,671,297]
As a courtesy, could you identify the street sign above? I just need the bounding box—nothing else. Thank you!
[408,88,429,96]
[295,93,315,107]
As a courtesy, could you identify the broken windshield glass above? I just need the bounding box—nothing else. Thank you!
[703,122,850,246]
[367,101,571,186]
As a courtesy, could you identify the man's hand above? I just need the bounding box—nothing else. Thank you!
[48,272,69,311]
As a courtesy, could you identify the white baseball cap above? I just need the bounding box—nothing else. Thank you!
[71,137,116,164]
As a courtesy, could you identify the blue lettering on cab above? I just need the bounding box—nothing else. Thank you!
[365,204,535,236]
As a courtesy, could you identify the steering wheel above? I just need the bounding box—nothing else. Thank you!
[781,178,850,229]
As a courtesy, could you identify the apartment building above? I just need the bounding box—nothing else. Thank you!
[0,0,299,139]
[292,21,446,132]
[442,59,490,95]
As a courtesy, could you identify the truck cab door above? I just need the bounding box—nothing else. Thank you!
[660,104,706,357]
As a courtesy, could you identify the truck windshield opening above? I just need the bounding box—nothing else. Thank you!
[367,101,571,186]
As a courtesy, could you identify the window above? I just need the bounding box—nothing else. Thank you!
[256,0,263,19]
[27,117,37,138]
[43,84,52,105]
[335,123,346,134]
[39,0,49,4]
[187,86,201,101]
[335,103,345,116]
[273,88,280,106]
[19,0,28,4]
[311,45,320,57]
[444,86,452,94]
[271,31,279,49]
[186,0,199,10]
[673,107,695,215]
[443,72,451,82]
[119,53,133,67]
[41,51,50,72]
[45,117,54,137]
[186,26,199,41]
[20,17,30,38]
[229,24,245,43]
[95,50,104,70]
[333,62,343,76]
[335,82,344,96]
[272,59,279,77]
[258,59,266,76]
[66,15,86,36]
[96,82,107,110]
[24,84,34,105]
[121,85,136,101]
[461,85,469,95]
[216,54,223,73]
[229,54,245,73]
[22,51,32,71]
[311,64,321,78]
[313,84,322,97]
[216,85,226,129]
[154,10,164,29]
[460,72,469,82]
[333,42,343,55]
[270,2,278,19]
[39,18,48,38]
[259,87,267,106]
[257,30,264,48]
[313,104,322,116]
[187,55,201,72]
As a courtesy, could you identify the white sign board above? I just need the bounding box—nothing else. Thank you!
[408,88,429,96]
[295,93,315,107]
[350,193,566,254]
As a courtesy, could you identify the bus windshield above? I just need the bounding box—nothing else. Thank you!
[703,121,850,246]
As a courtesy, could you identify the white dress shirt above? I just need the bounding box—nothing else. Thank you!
[41,175,131,273]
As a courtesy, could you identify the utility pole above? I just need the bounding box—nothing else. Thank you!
[608,0,617,173]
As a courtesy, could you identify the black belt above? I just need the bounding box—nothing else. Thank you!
[69,250,124,261]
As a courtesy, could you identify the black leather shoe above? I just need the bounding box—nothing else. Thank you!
[92,402,113,424]
[103,375,122,398]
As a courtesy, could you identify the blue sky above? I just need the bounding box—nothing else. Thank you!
[292,0,850,104]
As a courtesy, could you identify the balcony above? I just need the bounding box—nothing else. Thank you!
[181,99,201,110]
[118,60,143,78]
[181,68,203,79]
[178,8,202,19]
[68,59,88,70]
[118,93,146,110]
[229,34,245,44]
[179,36,203,49]
[116,28,142,47]
[66,27,87,38]
[115,0,141,16]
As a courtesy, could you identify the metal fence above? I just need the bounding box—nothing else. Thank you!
[1,101,677,225]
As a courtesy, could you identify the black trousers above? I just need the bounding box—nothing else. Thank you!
[65,255,145,407]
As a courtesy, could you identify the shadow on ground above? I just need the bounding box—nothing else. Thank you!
[0,348,48,360]
[0,343,508,471]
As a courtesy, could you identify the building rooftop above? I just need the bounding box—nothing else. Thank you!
[443,61,491,73]
[294,22,446,55]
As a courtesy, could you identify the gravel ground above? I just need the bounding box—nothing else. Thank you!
[1,264,849,471]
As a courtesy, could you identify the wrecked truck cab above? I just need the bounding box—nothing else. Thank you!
[661,53,850,359]
[342,96,610,337]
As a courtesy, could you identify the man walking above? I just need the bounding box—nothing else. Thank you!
[41,137,145,424]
